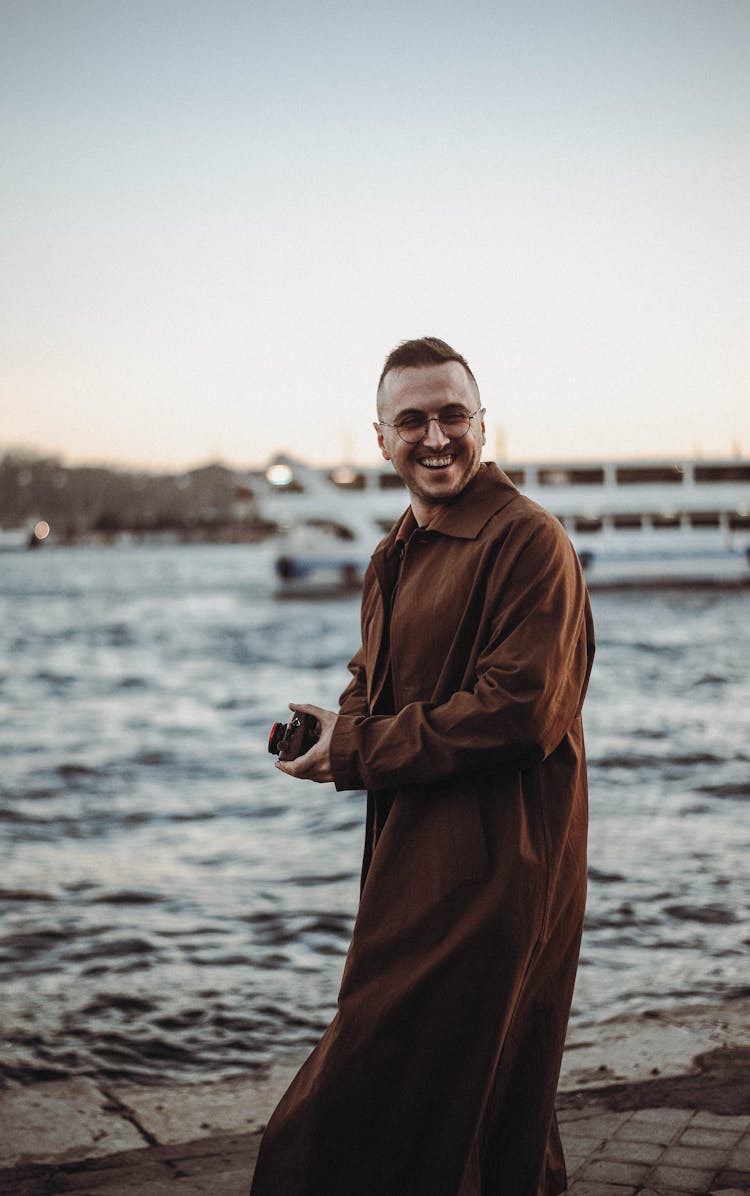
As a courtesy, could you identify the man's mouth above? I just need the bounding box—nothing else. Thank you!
[419,455,455,469]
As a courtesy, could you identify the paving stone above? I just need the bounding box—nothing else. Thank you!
[0,1079,146,1168]
[629,1106,695,1130]
[560,1121,608,1143]
[679,1125,743,1149]
[638,1190,693,1196]
[77,1182,182,1195]
[111,1073,295,1143]
[661,1142,738,1169]
[88,1184,189,1195]
[564,1183,637,1195]
[650,1162,720,1189]
[51,1160,176,1191]
[559,1008,742,1093]
[637,1189,693,1196]
[565,1113,632,1140]
[727,1147,750,1169]
[636,1105,703,1133]
[158,1133,259,1162]
[173,1145,257,1177]
[692,1112,750,1132]
[0,1134,261,1195]
[560,1134,605,1158]
[579,1158,651,1186]
[613,1117,685,1146]
[84,1167,250,1194]
[596,1136,664,1164]
[565,1153,588,1178]
[710,1188,750,1196]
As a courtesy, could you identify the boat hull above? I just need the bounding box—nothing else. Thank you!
[253,456,750,597]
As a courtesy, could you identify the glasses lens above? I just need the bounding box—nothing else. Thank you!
[395,417,429,443]
[439,413,472,438]
[395,412,473,443]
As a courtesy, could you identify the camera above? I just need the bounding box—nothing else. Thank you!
[268,712,320,761]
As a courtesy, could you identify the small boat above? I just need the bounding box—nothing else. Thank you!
[251,456,750,596]
[274,521,366,599]
[0,521,52,552]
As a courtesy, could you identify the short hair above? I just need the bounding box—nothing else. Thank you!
[377,336,479,414]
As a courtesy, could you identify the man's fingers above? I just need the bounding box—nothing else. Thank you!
[289,701,322,717]
[275,738,321,777]
[275,757,331,783]
[273,703,337,783]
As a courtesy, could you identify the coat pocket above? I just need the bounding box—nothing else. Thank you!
[445,779,492,893]
[396,779,491,903]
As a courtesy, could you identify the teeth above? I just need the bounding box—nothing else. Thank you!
[421,456,453,468]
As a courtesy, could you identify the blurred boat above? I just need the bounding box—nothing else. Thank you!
[255,459,401,598]
[0,521,51,551]
[252,456,750,596]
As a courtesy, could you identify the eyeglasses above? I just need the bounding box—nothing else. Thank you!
[379,407,485,445]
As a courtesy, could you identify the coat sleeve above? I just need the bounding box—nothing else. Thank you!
[329,516,593,791]
[337,643,368,718]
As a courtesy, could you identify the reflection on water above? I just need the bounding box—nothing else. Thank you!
[1,545,748,1085]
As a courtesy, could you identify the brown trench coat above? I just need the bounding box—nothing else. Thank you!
[251,463,595,1196]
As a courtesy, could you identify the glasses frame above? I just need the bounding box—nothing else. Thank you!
[379,407,485,445]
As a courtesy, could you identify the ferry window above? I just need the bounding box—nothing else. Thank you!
[504,469,525,486]
[695,464,750,483]
[615,465,683,485]
[652,513,681,529]
[571,468,604,485]
[689,511,721,528]
[378,474,406,489]
[538,467,605,486]
[729,512,750,530]
[307,519,356,541]
[613,514,642,529]
[574,516,603,533]
[327,469,366,490]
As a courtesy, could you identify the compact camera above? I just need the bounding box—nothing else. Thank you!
[268,712,319,761]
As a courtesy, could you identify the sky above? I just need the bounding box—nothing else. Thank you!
[1,0,748,471]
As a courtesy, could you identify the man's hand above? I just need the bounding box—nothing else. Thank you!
[275,703,338,783]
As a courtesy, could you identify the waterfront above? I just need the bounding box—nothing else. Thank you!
[1,544,748,1086]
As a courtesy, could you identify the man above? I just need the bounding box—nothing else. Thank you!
[251,337,594,1195]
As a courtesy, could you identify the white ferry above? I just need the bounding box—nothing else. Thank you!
[250,456,750,596]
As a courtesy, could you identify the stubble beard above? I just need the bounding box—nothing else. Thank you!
[397,450,482,508]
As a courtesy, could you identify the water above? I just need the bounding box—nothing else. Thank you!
[1,545,748,1087]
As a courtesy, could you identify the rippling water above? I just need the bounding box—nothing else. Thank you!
[1,544,748,1086]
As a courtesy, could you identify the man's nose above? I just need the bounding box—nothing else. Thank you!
[421,416,451,449]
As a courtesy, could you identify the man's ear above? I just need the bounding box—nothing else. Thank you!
[373,421,391,461]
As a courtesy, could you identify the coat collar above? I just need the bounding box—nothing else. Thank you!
[377,463,519,556]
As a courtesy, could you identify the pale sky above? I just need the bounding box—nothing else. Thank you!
[1,0,748,470]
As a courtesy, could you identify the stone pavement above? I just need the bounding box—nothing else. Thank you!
[1,1002,748,1195]
[0,1130,261,1194]
[1,1099,748,1195]
[559,1103,750,1195]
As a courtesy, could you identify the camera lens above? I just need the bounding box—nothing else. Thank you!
[268,722,286,754]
